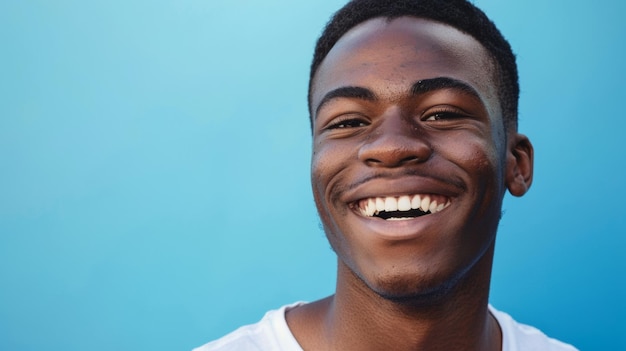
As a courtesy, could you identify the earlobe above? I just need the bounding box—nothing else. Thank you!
[505,133,534,197]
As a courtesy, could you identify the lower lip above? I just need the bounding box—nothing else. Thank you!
[350,209,439,241]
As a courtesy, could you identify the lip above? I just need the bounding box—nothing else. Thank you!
[348,204,449,241]
[341,175,463,204]
[337,175,463,241]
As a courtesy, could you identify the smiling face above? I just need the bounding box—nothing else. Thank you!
[310,17,532,299]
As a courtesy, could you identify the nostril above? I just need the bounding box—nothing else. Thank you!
[400,155,421,164]
[363,154,424,167]
[364,158,383,165]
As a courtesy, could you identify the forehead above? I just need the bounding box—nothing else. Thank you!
[311,17,499,116]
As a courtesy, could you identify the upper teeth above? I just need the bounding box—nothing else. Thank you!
[358,194,450,218]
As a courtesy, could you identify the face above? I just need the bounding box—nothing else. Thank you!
[310,17,532,299]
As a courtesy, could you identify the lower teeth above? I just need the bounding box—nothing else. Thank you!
[377,209,429,219]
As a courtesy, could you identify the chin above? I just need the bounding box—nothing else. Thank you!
[358,267,463,305]
[342,262,462,306]
[357,247,495,308]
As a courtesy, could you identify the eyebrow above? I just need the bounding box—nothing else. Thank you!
[315,86,375,116]
[314,77,482,118]
[411,77,481,99]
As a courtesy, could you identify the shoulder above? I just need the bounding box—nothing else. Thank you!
[489,305,578,351]
[193,302,306,351]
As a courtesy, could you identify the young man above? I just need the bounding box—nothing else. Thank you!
[196,0,578,350]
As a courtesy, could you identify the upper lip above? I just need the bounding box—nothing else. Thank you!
[341,174,464,205]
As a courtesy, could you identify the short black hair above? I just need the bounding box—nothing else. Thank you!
[308,0,519,131]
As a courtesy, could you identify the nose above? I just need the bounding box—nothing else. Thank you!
[357,109,432,168]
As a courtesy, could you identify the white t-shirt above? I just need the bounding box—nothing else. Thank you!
[194,302,578,351]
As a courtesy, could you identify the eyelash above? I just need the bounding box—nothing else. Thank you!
[324,106,467,130]
[326,116,368,129]
[423,107,467,121]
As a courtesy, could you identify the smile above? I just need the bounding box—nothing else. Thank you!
[354,194,451,220]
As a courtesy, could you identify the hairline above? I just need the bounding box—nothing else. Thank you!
[308,14,516,133]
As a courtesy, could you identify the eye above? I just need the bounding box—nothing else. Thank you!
[423,108,467,121]
[326,117,368,129]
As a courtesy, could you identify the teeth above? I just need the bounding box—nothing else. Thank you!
[429,200,438,213]
[420,196,431,212]
[358,194,451,219]
[384,197,398,212]
[397,196,411,211]
[411,195,421,209]
[376,198,385,212]
[367,198,376,216]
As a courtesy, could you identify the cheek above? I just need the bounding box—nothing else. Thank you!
[310,145,331,201]
[311,142,343,218]
[440,134,503,191]
[311,140,360,240]
[446,136,507,230]
[310,158,327,219]
[311,140,357,199]
[311,146,346,254]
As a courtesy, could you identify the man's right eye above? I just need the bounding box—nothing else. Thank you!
[327,118,368,129]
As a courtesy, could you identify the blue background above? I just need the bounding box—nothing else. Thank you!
[1,1,624,350]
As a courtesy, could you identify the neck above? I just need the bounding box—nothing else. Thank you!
[287,244,501,351]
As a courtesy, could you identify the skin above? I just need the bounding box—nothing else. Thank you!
[287,17,533,351]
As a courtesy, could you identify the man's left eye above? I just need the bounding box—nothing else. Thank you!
[424,111,463,121]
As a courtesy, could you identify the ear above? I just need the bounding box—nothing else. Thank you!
[505,133,534,197]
